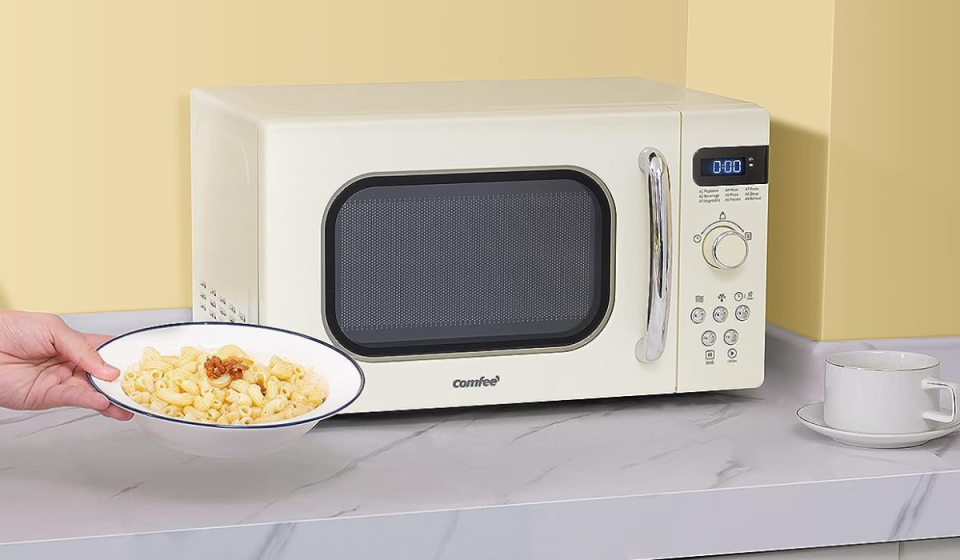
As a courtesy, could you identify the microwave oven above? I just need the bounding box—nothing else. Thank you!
[191,77,770,413]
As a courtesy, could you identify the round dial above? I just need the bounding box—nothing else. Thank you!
[702,225,748,269]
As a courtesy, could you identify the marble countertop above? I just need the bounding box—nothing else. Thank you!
[3,311,960,560]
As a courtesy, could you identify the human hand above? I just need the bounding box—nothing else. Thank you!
[0,311,132,420]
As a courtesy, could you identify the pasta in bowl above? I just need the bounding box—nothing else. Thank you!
[121,346,327,426]
[88,323,364,458]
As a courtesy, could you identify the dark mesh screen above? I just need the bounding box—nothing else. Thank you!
[325,170,611,357]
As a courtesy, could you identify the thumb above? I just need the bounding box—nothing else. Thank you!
[48,317,121,380]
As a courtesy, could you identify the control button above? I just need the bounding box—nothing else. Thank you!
[239,313,246,322]
[734,292,744,302]
[210,300,217,309]
[200,293,207,300]
[713,306,728,322]
[691,307,706,324]
[229,304,236,313]
[728,348,738,359]
[705,350,715,360]
[736,305,751,321]
[200,304,207,312]
[210,289,217,297]
[200,280,207,289]
[701,225,749,269]
[724,329,739,345]
[701,331,717,347]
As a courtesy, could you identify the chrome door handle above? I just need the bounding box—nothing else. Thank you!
[635,148,673,363]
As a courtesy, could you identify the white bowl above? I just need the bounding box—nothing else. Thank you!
[88,322,364,458]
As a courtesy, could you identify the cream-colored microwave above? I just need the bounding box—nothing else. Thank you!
[191,77,770,413]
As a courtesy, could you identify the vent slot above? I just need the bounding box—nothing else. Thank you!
[196,281,247,324]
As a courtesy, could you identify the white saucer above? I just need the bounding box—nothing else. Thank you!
[796,402,960,449]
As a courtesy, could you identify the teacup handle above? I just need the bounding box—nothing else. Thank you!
[922,378,960,424]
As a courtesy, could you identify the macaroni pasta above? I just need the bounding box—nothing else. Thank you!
[120,346,327,425]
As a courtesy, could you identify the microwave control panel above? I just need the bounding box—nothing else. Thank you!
[675,107,770,393]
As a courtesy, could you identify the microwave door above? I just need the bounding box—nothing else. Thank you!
[259,109,684,412]
[324,168,613,359]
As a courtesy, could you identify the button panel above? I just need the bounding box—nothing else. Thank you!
[701,331,717,347]
[724,329,739,345]
[676,113,768,391]
[689,293,753,365]
[713,306,728,322]
[691,307,706,324]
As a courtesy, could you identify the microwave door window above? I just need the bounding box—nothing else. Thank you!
[324,169,613,357]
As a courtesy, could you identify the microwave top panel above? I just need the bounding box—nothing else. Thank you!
[191,77,762,122]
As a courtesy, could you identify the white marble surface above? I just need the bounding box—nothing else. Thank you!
[2,312,960,559]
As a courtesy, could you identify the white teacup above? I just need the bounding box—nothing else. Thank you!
[824,351,960,434]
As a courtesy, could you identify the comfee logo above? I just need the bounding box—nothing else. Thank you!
[452,375,500,388]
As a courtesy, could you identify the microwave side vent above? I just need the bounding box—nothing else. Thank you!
[190,89,261,326]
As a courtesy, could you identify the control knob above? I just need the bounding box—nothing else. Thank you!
[702,225,748,269]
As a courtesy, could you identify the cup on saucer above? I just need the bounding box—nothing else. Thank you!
[824,350,959,434]
[797,350,960,448]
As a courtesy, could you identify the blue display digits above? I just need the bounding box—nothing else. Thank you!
[704,158,746,176]
[693,145,769,187]
[712,159,742,174]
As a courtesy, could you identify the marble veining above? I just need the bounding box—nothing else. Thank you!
[13,411,99,439]
[889,474,937,541]
[695,402,743,428]
[250,522,298,560]
[0,409,61,426]
[432,512,462,560]
[3,314,960,559]
[328,504,361,518]
[506,410,597,444]
[709,460,749,489]
[237,420,446,524]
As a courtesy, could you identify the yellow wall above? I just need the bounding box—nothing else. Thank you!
[686,0,837,340]
[688,0,960,340]
[0,0,688,314]
[4,0,958,342]
[821,0,960,339]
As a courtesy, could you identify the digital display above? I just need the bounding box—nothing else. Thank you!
[701,158,746,176]
[693,146,768,187]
